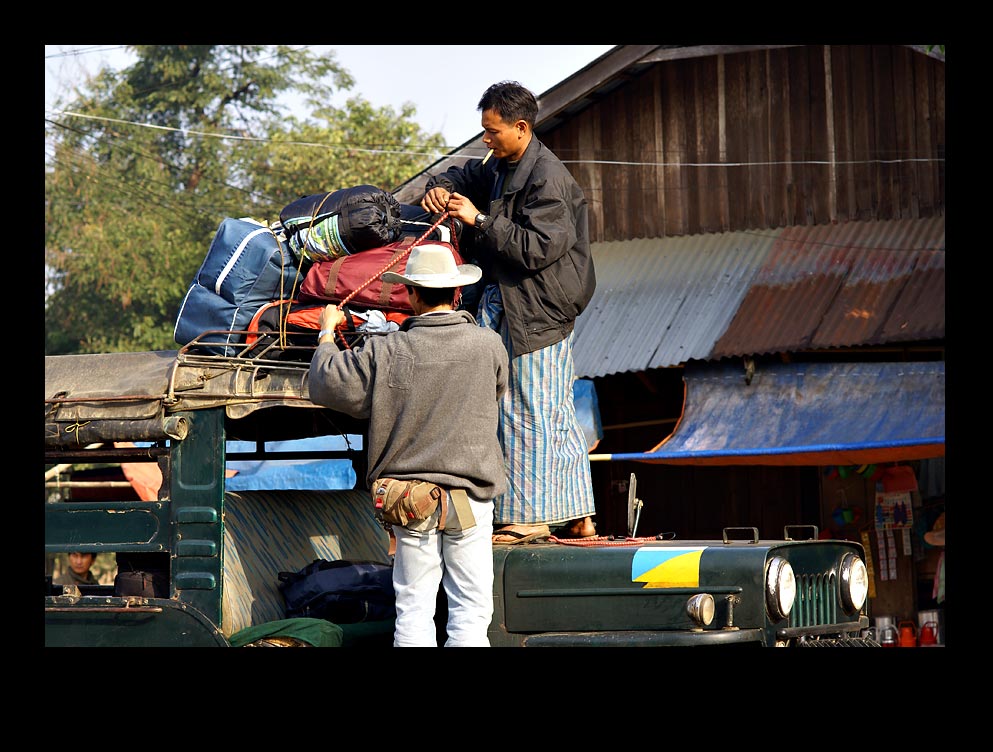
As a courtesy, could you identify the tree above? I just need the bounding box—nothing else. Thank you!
[45,45,445,354]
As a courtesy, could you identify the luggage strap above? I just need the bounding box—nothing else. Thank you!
[323,242,411,310]
[325,211,460,351]
[442,488,476,532]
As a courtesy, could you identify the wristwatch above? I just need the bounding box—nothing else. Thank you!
[475,213,491,230]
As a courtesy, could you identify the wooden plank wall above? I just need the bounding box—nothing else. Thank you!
[543,45,945,243]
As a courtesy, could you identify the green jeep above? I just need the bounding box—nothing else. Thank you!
[45,347,876,647]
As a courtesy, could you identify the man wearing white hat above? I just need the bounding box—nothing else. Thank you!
[308,243,509,647]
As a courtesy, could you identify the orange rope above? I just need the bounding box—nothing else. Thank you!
[547,535,666,547]
[333,212,459,349]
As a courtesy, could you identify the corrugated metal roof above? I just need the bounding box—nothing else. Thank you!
[573,216,945,378]
[574,230,775,377]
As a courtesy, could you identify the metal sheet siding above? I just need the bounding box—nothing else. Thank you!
[573,216,944,378]
[713,217,944,357]
[881,246,945,342]
[574,231,776,377]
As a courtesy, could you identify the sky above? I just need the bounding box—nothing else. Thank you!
[44,44,616,149]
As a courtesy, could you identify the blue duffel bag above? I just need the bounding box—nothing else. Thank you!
[174,217,307,356]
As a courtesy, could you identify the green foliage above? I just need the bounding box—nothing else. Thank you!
[250,98,446,209]
[45,45,444,354]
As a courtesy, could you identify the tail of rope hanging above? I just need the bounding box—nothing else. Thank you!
[280,229,308,349]
[274,191,359,348]
[332,211,460,349]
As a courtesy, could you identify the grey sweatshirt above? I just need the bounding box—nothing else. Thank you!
[308,310,509,499]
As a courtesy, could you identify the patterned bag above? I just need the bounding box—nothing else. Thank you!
[280,185,402,262]
[372,478,444,527]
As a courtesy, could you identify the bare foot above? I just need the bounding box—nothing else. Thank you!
[564,516,596,538]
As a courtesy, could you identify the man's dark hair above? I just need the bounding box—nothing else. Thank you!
[407,285,458,308]
[478,81,538,128]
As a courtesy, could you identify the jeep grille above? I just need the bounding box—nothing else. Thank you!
[790,571,837,627]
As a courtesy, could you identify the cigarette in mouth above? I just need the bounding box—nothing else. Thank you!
[482,148,494,165]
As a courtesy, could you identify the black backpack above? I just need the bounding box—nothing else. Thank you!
[277,559,396,624]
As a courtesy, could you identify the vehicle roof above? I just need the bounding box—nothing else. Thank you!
[44,350,353,447]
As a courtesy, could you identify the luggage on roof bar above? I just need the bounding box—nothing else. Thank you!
[280,186,403,262]
[297,237,464,313]
[174,217,305,356]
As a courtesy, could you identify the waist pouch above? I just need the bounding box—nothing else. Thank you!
[372,478,475,532]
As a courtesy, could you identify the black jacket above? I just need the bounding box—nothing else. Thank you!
[425,138,596,356]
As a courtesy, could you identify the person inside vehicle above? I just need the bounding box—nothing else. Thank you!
[56,551,99,587]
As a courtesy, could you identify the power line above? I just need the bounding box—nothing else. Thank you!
[45,44,130,60]
[47,110,944,169]
[46,117,273,212]
[46,109,456,160]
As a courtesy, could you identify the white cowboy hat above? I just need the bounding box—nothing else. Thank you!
[381,243,481,288]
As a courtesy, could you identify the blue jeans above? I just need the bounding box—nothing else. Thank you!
[391,494,494,647]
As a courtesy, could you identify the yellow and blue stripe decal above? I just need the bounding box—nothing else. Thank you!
[632,547,706,588]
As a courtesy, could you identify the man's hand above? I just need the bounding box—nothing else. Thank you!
[319,304,346,332]
[421,189,481,225]
[421,186,451,214]
[441,192,480,225]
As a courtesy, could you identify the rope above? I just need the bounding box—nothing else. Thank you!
[332,212,459,350]
[272,191,344,348]
[276,224,307,348]
[547,534,668,547]
[259,220,307,350]
[337,211,456,309]
[271,199,458,351]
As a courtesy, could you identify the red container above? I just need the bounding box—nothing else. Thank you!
[919,621,938,646]
[898,620,917,647]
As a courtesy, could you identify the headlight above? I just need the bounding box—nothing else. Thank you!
[765,556,796,621]
[686,593,715,627]
[840,553,869,613]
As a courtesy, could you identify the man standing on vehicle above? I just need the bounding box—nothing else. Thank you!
[308,244,508,647]
[421,81,597,544]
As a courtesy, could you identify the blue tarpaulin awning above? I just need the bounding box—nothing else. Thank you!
[590,361,945,466]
